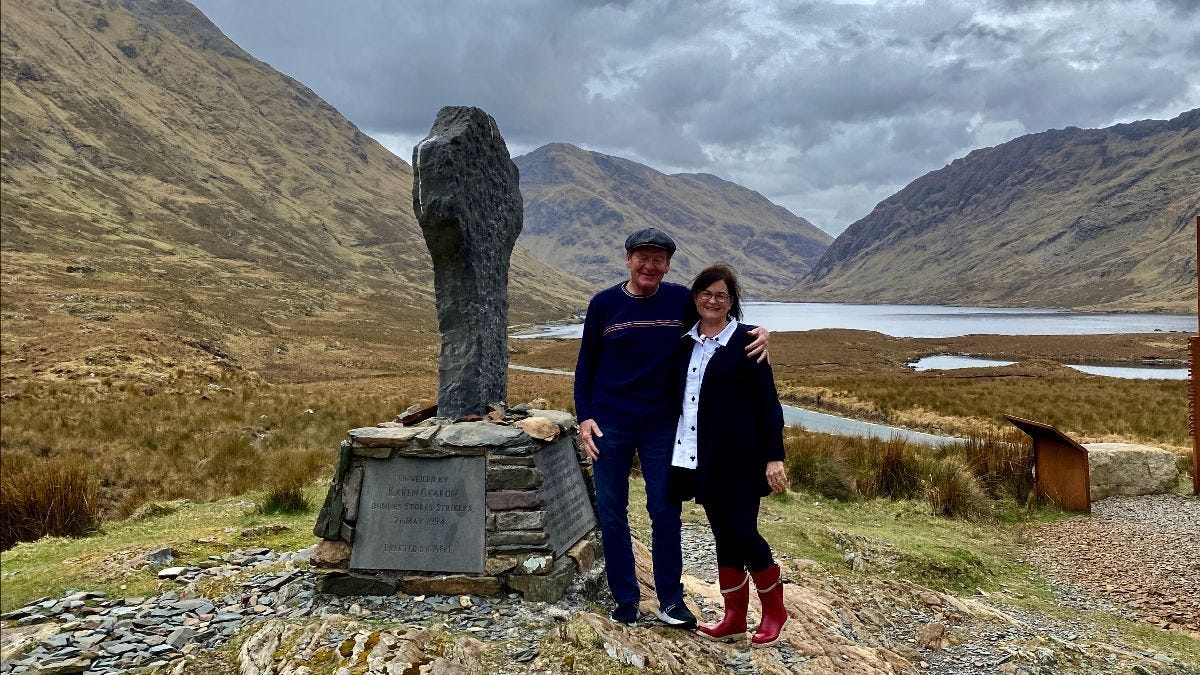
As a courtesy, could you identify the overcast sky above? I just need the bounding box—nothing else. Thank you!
[191,0,1199,236]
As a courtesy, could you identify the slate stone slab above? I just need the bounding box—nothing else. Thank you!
[526,410,576,430]
[485,491,544,511]
[395,574,503,597]
[436,422,527,448]
[314,441,354,539]
[533,438,597,556]
[413,106,523,419]
[350,456,486,573]
[314,573,397,597]
[485,465,542,491]
[349,426,424,447]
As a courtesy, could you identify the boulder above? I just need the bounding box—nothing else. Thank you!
[1084,443,1179,500]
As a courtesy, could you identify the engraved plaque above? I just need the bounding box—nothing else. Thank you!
[350,456,485,573]
[533,437,597,555]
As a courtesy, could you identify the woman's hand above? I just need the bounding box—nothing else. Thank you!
[766,460,787,493]
[745,325,770,363]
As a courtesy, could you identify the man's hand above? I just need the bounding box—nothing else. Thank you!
[766,460,787,493]
[579,418,604,460]
[746,325,770,363]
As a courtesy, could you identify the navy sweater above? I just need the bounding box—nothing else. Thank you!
[574,281,690,428]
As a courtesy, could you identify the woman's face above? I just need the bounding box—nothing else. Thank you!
[695,279,731,323]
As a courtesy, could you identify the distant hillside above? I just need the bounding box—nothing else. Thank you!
[0,0,590,381]
[515,143,832,296]
[794,110,1199,312]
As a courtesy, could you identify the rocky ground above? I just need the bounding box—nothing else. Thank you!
[3,497,1198,674]
[1024,494,1200,635]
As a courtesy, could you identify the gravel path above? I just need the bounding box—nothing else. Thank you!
[1025,494,1200,635]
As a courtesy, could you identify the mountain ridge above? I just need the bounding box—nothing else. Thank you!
[794,110,1199,312]
[515,142,832,296]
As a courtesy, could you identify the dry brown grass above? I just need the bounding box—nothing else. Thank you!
[1,455,101,550]
[783,428,1033,519]
[2,294,1187,544]
[792,371,1187,446]
[0,372,419,520]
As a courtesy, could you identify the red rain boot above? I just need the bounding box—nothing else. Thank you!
[750,564,787,646]
[696,567,749,641]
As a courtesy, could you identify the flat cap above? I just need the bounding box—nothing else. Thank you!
[624,227,677,255]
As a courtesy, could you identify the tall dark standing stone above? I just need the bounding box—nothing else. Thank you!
[413,107,523,419]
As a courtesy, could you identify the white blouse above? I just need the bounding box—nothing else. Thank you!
[672,319,739,469]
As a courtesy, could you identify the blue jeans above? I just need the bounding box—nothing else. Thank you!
[591,422,683,608]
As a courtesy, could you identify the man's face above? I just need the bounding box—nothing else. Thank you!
[625,247,671,295]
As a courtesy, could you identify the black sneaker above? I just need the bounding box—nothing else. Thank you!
[655,602,697,628]
[610,603,639,625]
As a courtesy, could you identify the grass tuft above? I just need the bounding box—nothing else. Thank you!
[783,427,1032,519]
[0,455,102,550]
[258,450,326,514]
[922,456,989,519]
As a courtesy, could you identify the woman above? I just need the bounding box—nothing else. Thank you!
[671,263,788,646]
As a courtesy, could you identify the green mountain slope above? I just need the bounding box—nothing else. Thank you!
[515,143,832,296]
[795,110,1199,311]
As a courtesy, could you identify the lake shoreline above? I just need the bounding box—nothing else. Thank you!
[513,301,1198,339]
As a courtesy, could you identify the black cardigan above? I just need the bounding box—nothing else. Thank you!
[672,324,786,504]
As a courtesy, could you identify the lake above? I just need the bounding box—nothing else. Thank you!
[910,355,1188,380]
[513,302,1197,339]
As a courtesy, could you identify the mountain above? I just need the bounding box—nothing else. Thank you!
[514,143,832,296]
[0,0,590,379]
[794,110,1199,312]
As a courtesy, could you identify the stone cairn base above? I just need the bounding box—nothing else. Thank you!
[311,404,600,602]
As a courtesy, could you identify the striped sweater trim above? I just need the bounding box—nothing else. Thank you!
[602,319,683,336]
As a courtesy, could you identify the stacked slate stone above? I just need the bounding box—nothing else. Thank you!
[312,406,599,603]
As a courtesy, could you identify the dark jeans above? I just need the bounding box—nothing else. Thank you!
[591,422,683,608]
[703,498,774,572]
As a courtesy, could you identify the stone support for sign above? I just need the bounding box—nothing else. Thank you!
[412,106,523,419]
[313,407,599,601]
[1083,443,1179,500]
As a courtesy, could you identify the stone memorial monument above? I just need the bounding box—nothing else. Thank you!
[412,105,523,420]
[311,107,597,602]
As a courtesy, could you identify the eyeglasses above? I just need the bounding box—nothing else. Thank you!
[698,290,731,303]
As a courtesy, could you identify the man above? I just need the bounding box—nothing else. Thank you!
[574,227,768,627]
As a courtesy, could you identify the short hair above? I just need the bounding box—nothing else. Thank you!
[688,263,743,322]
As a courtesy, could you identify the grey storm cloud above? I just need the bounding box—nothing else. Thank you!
[192,0,1200,235]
